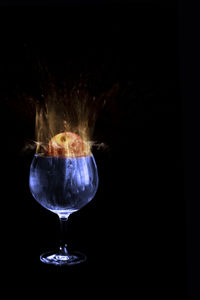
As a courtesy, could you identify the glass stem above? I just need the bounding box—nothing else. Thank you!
[59,215,70,256]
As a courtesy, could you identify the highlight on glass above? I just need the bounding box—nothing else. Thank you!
[29,131,99,266]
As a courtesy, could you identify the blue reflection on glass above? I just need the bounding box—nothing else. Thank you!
[29,154,99,216]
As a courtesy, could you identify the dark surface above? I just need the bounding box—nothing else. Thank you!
[0,0,185,297]
[181,1,200,299]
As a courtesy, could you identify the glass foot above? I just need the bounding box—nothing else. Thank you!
[40,250,87,266]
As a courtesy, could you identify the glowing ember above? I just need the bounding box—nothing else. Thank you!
[46,132,91,157]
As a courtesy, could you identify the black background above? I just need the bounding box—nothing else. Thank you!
[0,0,186,298]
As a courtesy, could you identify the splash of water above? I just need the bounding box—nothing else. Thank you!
[34,78,118,155]
[36,89,94,154]
[18,59,119,155]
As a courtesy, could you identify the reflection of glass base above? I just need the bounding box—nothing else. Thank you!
[40,251,87,266]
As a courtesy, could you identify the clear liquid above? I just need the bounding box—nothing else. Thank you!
[29,154,99,216]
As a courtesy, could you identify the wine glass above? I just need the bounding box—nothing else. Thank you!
[29,154,99,265]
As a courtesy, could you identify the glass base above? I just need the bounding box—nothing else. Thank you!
[40,250,87,266]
